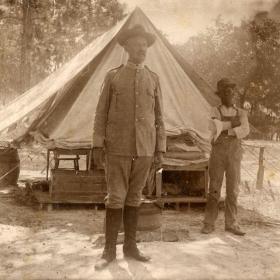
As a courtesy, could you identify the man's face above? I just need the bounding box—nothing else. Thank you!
[124,36,148,64]
[220,87,236,107]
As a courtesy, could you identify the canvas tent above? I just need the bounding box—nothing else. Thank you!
[0,7,220,154]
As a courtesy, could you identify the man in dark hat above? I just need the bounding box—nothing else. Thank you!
[201,78,249,236]
[93,24,166,270]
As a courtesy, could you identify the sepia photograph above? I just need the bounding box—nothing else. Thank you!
[0,0,280,279]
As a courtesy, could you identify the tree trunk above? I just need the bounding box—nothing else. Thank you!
[86,0,93,41]
[20,0,32,93]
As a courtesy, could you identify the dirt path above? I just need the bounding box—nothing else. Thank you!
[1,186,280,280]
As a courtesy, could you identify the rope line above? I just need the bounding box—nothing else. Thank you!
[264,162,280,176]
[0,163,20,181]
[243,147,261,161]
[0,154,31,182]
[242,143,263,149]
[242,145,280,182]
[264,149,280,163]
[241,163,257,179]
[241,161,256,174]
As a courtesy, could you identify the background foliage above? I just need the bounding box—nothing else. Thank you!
[1,1,280,136]
[0,0,126,105]
[178,8,280,135]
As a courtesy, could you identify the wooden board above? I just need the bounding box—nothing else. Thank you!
[162,163,208,171]
[49,169,107,203]
[158,196,207,203]
[33,190,105,204]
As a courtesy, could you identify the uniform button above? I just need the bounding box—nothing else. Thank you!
[135,118,138,122]
[136,104,139,108]
[136,91,139,95]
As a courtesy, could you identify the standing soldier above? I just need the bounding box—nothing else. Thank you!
[93,24,166,270]
[201,78,250,236]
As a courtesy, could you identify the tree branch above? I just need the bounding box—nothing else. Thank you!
[0,16,22,21]
[32,16,48,20]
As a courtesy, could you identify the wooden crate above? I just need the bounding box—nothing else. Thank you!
[50,169,107,203]
[154,162,209,209]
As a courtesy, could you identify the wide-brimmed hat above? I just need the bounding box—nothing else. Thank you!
[216,78,236,96]
[217,78,236,91]
[117,24,156,47]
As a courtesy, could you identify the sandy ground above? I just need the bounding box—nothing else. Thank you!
[1,141,280,279]
[1,185,280,280]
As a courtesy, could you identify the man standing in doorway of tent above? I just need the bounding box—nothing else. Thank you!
[201,78,250,236]
[92,24,166,270]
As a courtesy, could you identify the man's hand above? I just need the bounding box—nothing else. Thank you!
[10,140,20,149]
[231,119,241,128]
[92,147,104,170]
[154,152,164,170]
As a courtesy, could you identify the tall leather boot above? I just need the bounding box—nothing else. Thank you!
[123,205,151,262]
[95,208,122,270]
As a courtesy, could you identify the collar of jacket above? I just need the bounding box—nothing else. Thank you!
[126,61,144,70]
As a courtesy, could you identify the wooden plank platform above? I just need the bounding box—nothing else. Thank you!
[158,196,206,203]
[162,163,208,171]
[32,190,105,210]
[33,190,105,204]
[157,195,207,211]
[157,195,224,211]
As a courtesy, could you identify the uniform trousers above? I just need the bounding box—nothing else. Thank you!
[105,154,153,208]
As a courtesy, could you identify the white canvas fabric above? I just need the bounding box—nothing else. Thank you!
[0,8,219,151]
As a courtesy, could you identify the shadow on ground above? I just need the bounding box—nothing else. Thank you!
[1,185,280,279]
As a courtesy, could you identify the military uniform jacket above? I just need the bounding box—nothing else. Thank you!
[92,63,166,156]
